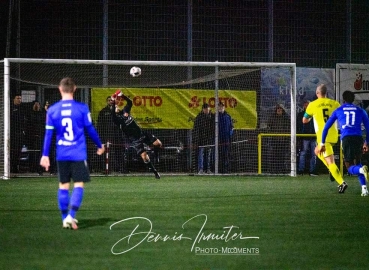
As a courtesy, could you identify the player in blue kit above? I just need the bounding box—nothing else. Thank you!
[40,77,105,229]
[319,91,369,196]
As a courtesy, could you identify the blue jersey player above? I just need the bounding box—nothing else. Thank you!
[320,91,369,196]
[40,77,105,229]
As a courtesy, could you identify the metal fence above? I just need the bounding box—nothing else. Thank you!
[4,0,369,68]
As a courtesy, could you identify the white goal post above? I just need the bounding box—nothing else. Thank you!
[2,58,297,179]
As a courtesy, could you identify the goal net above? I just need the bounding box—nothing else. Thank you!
[2,59,296,179]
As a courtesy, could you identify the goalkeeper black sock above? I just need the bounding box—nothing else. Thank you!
[153,148,160,163]
[144,159,160,179]
[145,160,157,171]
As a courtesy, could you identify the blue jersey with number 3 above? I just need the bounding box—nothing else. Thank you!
[45,100,95,161]
[322,103,369,144]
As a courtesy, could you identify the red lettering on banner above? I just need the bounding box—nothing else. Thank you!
[217,97,237,108]
[189,96,200,108]
[133,96,142,106]
[228,98,237,108]
[208,97,215,107]
[154,96,162,106]
[133,96,162,107]
[190,97,239,108]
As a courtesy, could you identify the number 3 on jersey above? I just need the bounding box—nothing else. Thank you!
[62,118,74,140]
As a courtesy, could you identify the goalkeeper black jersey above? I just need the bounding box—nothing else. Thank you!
[111,96,142,141]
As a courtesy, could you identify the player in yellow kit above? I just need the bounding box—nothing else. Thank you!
[303,84,348,193]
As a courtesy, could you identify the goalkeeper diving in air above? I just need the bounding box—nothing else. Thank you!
[110,90,162,179]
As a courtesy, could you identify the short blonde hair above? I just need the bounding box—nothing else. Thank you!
[317,84,327,96]
[59,77,76,93]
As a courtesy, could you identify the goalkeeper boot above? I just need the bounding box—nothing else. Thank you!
[63,214,78,230]
[153,170,161,179]
[338,182,348,194]
[361,186,368,197]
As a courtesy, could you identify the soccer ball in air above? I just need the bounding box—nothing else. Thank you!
[130,66,142,77]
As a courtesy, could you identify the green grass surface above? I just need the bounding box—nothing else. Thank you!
[1,175,368,270]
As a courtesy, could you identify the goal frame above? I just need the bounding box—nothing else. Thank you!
[3,58,297,179]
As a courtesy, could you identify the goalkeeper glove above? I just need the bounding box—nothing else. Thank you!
[111,90,123,100]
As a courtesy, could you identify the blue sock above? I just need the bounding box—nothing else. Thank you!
[69,187,84,218]
[58,189,69,220]
[348,165,361,175]
[358,175,366,185]
[348,165,367,185]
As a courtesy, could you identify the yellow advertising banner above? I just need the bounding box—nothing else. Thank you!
[91,88,257,129]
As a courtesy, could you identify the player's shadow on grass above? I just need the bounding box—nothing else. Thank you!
[78,218,115,229]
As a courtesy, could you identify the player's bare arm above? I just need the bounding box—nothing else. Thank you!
[97,145,105,155]
[302,116,311,124]
[315,145,326,156]
[363,142,368,153]
[40,156,50,171]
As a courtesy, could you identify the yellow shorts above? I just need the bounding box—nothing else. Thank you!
[316,142,335,158]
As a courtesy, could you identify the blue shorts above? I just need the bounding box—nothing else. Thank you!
[57,160,90,184]
[342,135,363,162]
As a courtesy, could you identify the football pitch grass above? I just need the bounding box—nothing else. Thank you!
[1,175,369,270]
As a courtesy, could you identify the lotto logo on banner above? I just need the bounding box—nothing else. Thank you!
[337,65,369,105]
[338,68,369,92]
[353,72,369,91]
[91,88,257,129]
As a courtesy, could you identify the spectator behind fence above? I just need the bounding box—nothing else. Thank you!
[42,101,57,174]
[97,96,125,173]
[297,100,317,176]
[218,102,234,174]
[193,103,215,174]
[10,94,26,173]
[27,100,44,174]
[267,104,290,174]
